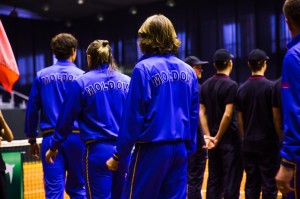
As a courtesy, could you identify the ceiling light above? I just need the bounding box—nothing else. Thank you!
[97,14,104,22]
[77,0,85,5]
[129,7,137,15]
[65,20,72,28]
[166,0,176,7]
[42,4,50,12]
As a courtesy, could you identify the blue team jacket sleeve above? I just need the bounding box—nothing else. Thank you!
[186,77,199,155]
[115,68,149,159]
[25,76,41,138]
[281,53,300,163]
[49,81,83,150]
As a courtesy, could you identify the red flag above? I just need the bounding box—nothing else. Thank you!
[0,20,19,93]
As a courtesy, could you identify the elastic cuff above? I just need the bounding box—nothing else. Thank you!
[28,138,37,145]
[112,153,120,161]
[281,158,296,169]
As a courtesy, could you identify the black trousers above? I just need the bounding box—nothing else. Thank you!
[206,144,243,199]
[187,148,207,199]
[243,151,280,199]
[0,171,7,199]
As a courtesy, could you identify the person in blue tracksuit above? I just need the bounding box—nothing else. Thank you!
[184,55,208,199]
[45,39,131,199]
[106,14,199,199]
[24,33,86,199]
[236,49,280,199]
[275,0,300,198]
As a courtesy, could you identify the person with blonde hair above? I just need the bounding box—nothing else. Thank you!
[46,39,131,199]
[106,14,199,199]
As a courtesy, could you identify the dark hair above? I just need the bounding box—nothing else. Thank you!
[214,61,230,71]
[138,14,181,55]
[86,39,118,70]
[51,33,77,60]
[283,0,300,28]
[248,61,265,72]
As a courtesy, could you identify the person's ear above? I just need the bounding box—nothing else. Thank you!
[86,54,91,67]
[72,48,77,61]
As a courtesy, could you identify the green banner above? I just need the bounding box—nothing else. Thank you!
[2,151,23,199]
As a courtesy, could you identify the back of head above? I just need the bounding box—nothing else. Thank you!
[138,14,181,55]
[51,33,77,60]
[283,0,300,29]
[86,39,117,70]
[213,49,233,70]
[248,49,269,71]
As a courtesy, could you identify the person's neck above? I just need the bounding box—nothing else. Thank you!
[67,57,74,62]
[251,71,264,76]
[217,69,230,76]
[291,29,300,38]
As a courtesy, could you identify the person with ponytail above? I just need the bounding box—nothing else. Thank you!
[45,39,131,199]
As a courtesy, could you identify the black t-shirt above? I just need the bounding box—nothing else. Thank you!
[272,77,282,109]
[200,74,240,145]
[236,75,279,153]
[197,84,205,148]
[0,124,5,171]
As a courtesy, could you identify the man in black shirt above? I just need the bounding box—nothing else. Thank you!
[236,49,280,199]
[200,49,243,199]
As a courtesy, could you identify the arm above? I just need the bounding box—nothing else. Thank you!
[46,81,82,164]
[272,107,283,141]
[107,68,148,170]
[25,76,41,139]
[186,78,200,156]
[199,104,210,137]
[237,111,244,139]
[0,110,13,142]
[199,104,215,149]
[214,104,234,145]
[25,77,41,159]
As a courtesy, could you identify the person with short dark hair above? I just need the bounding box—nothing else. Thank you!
[236,49,280,198]
[0,110,13,199]
[45,39,131,199]
[184,55,208,199]
[275,0,300,197]
[106,14,199,199]
[200,49,243,199]
[25,33,86,199]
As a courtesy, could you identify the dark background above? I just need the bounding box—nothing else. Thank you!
[0,0,288,139]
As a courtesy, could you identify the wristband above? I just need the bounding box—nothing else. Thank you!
[112,153,120,161]
[28,138,37,145]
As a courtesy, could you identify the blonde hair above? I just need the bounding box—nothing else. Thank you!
[86,40,118,70]
[138,14,181,55]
